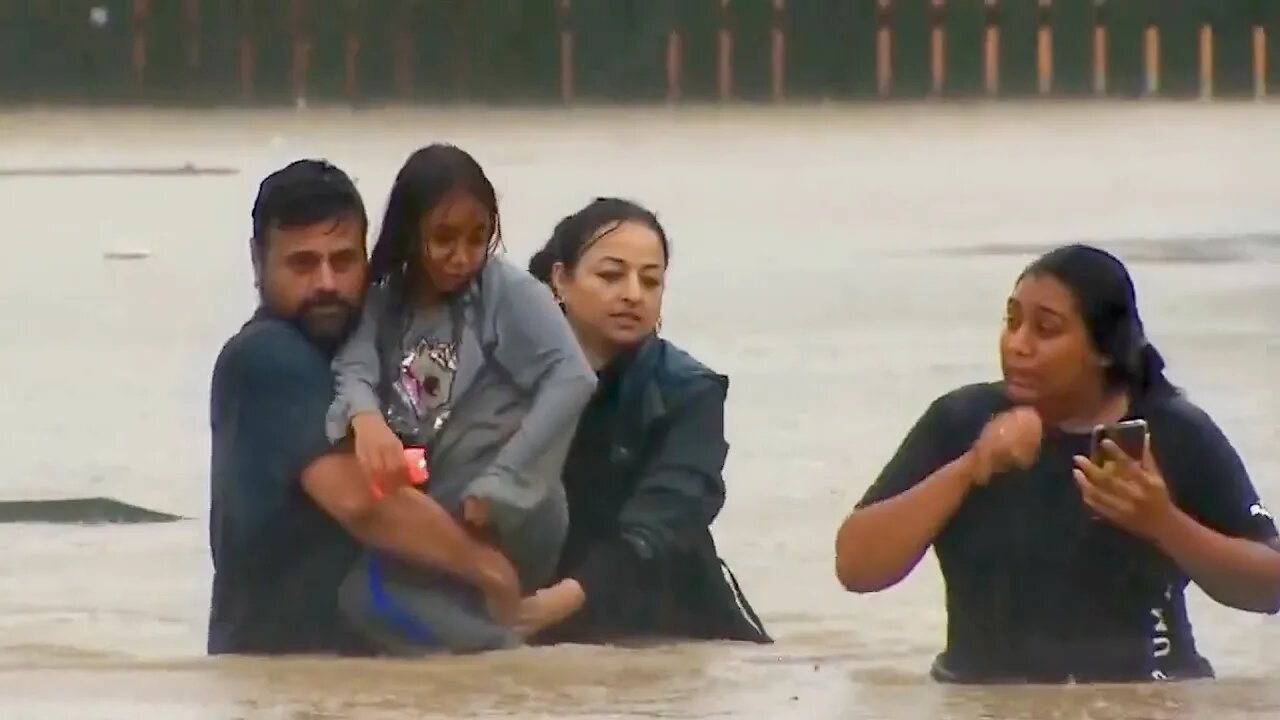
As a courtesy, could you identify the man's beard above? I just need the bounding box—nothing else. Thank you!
[294,293,361,352]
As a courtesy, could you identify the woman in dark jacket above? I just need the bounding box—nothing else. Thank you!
[515,197,771,645]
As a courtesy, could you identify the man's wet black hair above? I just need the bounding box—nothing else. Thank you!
[250,159,367,253]
[528,197,669,286]
[367,143,501,298]
[1020,243,1177,400]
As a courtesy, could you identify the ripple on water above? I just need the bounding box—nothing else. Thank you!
[933,234,1280,265]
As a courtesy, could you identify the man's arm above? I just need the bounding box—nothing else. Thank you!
[300,452,520,616]
[226,319,520,617]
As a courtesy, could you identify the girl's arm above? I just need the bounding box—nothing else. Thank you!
[325,285,408,485]
[324,285,387,443]
[463,265,597,526]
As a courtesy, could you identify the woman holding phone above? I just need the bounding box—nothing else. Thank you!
[834,244,1280,684]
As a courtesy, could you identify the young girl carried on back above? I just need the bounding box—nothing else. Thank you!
[324,144,596,655]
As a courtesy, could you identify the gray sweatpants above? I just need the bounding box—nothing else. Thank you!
[338,486,568,656]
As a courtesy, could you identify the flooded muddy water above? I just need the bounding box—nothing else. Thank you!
[1,101,1277,718]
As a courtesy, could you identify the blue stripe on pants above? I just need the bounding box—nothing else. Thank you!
[366,553,441,646]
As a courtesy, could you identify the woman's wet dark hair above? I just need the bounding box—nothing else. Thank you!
[369,143,501,299]
[1020,244,1176,400]
[528,197,669,286]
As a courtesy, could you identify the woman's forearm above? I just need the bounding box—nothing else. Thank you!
[835,451,983,593]
[1152,509,1280,614]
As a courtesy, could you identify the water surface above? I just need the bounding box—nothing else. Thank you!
[1,102,1277,718]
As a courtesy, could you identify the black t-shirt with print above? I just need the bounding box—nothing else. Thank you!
[858,382,1278,684]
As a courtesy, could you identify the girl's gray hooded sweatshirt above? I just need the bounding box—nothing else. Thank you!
[324,256,596,584]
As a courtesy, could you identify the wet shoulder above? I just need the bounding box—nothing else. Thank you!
[476,255,559,322]
[650,339,728,397]
[214,317,330,387]
[481,255,549,297]
[1146,391,1221,433]
[1143,391,1237,464]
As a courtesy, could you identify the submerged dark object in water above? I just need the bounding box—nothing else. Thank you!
[0,498,185,525]
[0,164,238,178]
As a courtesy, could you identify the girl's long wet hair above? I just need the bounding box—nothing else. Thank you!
[368,143,502,307]
[528,197,669,288]
[1020,244,1177,402]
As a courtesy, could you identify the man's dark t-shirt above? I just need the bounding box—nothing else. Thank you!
[858,382,1278,684]
[207,313,366,655]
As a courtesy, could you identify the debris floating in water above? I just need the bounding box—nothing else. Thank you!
[102,249,153,261]
[0,163,238,178]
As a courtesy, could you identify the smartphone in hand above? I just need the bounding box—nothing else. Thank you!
[1090,419,1148,466]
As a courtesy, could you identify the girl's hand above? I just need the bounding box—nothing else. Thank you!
[351,411,406,493]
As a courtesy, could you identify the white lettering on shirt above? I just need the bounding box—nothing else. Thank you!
[1149,584,1174,680]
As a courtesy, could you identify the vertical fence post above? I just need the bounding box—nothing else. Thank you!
[770,0,785,102]
[666,9,682,103]
[344,0,360,100]
[1199,19,1212,99]
[557,0,573,104]
[1143,17,1159,96]
[132,0,150,93]
[1254,22,1266,99]
[717,0,733,101]
[392,0,412,99]
[452,0,471,102]
[983,0,999,96]
[239,2,255,101]
[876,0,892,97]
[1092,0,1106,95]
[1036,0,1052,95]
[183,0,201,73]
[289,0,311,103]
[930,0,945,96]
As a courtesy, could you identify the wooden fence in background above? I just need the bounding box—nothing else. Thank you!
[0,0,1273,105]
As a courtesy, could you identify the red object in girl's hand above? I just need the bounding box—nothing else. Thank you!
[369,447,430,500]
[403,446,429,486]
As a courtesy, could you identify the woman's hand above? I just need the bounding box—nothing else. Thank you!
[351,411,407,493]
[1073,438,1178,541]
[968,407,1044,485]
[461,496,492,531]
[514,579,586,639]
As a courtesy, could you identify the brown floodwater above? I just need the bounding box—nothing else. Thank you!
[0,101,1277,718]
